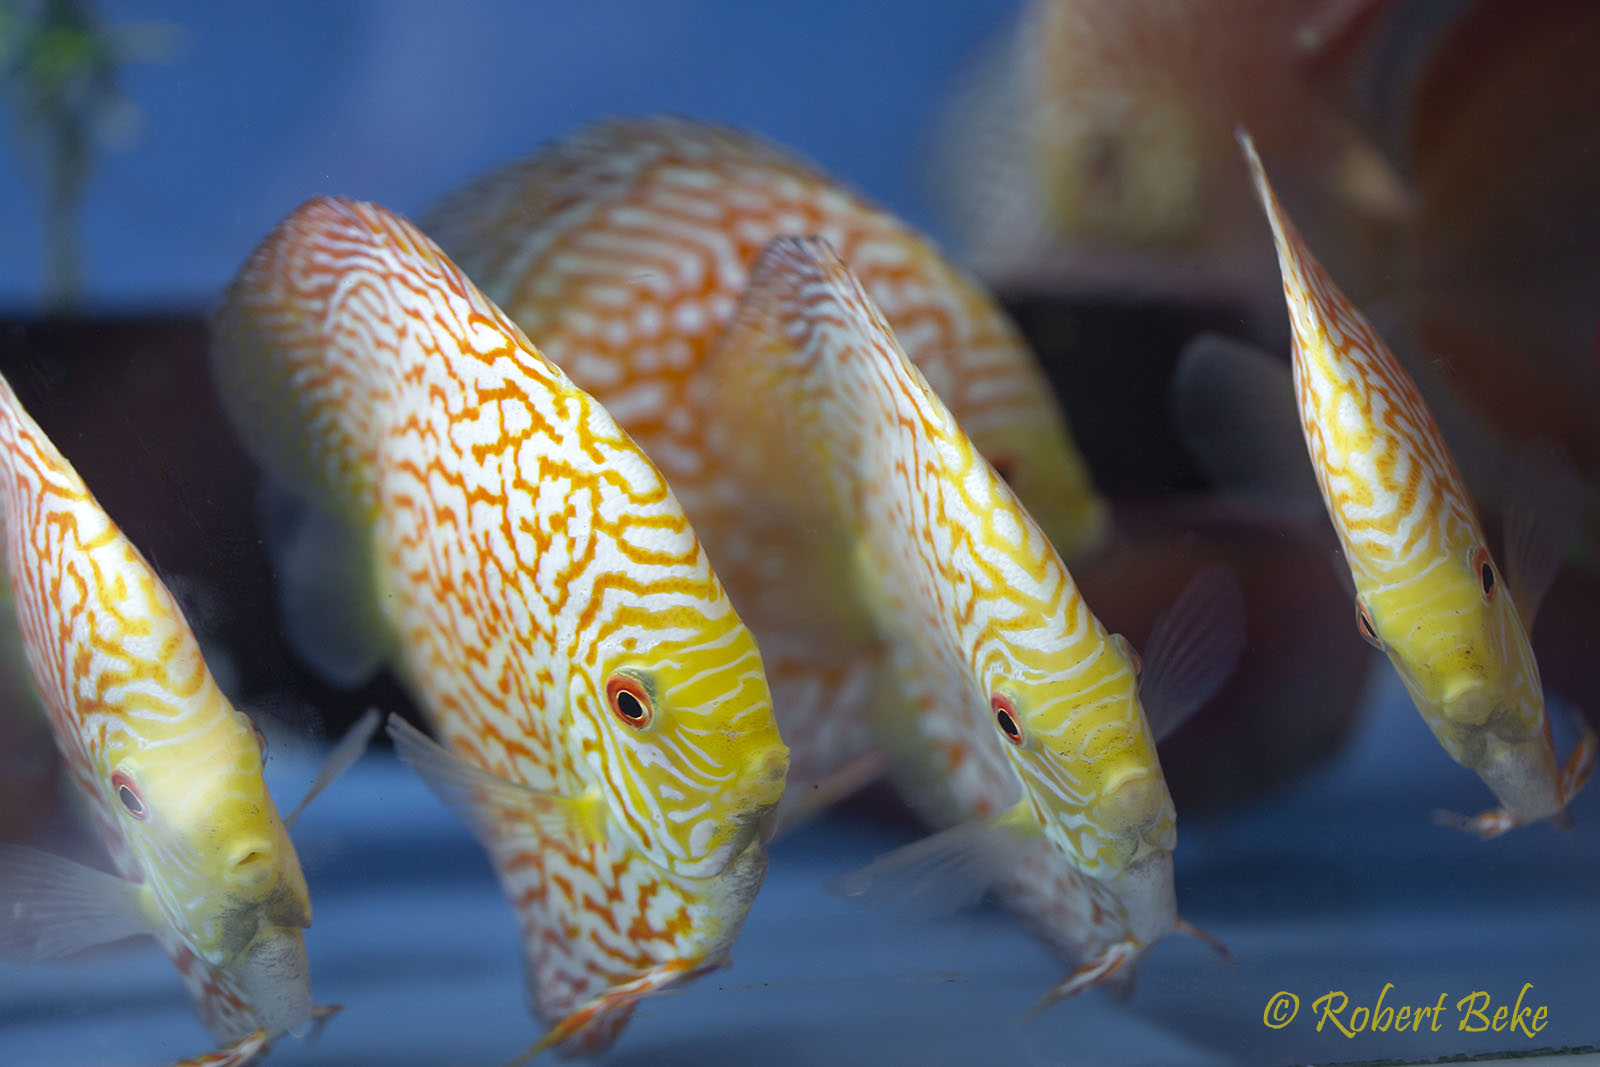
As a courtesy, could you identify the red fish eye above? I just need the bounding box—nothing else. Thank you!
[111,771,147,820]
[1472,547,1496,600]
[606,674,654,729]
[992,694,1024,745]
[1355,599,1382,649]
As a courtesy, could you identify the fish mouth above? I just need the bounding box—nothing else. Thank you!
[672,801,780,881]
[215,880,312,962]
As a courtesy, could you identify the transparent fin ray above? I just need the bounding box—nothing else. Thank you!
[824,804,1035,918]
[258,482,388,688]
[1504,440,1582,630]
[0,844,150,963]
[386,715,583,846]
[772,750,887,839]
[284,708,382,830]
[1140,565,1248,742]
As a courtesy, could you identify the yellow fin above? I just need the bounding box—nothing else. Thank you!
[386,715,603,846]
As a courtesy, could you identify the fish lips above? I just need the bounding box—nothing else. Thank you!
[213,880,313,963]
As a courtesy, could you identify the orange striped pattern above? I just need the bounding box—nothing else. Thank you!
[421,117,1107,797]
[0,375,314,1052]
[1240,131,1583,829]
[715,237,1176,985]
[212,197,788,1055]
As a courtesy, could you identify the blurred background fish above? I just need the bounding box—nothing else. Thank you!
[928,0,1410,329]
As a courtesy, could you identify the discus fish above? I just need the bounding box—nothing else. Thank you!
[0,371,358,1066]
[709,237,1242,1004]
[1179,130,1592,836]
[210,197,789,1058]
[932,0,1408,313]
[420,117,1109,821]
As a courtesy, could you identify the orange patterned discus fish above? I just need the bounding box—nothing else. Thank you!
[932,0,1409,317]
[1227,129,1593,835]
[0,373,344,1066]
[420,117,1108,819]
[710,237,1242,1005]
[210,197,789,1059]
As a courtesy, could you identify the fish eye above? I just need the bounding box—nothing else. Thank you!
[605,673,654,729]
[992,694,1024,746]
[1355,598,1382,649]
[1473,547,1496,600]
[250,720,268,763]
[111,771,147,820]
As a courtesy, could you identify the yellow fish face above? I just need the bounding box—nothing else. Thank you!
[989,639,1175,882]
[102,698,314,1031]
[1035,88,1205,249]
[1363,544,1558,817]
[572,609,789,880]
[972,416,1110,566]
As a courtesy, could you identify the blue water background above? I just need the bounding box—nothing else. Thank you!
[4,668,1597,1066]
[0,0,1010,309]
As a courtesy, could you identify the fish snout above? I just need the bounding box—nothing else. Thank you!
[1099,768,1170,838]
[1440,679,1493,728]
[225,839,277,891]
[742,745,790,810]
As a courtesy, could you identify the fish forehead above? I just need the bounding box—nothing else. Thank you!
[1252,155,1485,584]
[425,118,1043,496]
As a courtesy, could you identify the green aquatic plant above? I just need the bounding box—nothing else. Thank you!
[0,0,181,308]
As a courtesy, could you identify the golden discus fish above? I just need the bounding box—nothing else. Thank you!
[1175,131,1592,837]
[0,372,351,1067]
[419,116,1108,821]
[706,236,1242,1005]
[210,196,789,1058]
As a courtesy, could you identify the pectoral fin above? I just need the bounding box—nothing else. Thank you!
[386,715,601,847]
[1504,440,1582,630]
[825,801,1039,917]
[284,708,382,830]
[1140,565,1247,742]
[257,482,389,689]
[0,845,151,963]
